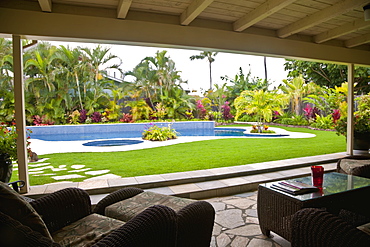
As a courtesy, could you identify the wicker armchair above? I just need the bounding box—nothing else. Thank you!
[291,208,370,247]
[336,155,370,179]
[0,182,177,247]
[94,187,215,247]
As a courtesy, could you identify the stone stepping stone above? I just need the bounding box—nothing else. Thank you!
[52,174,85,180]
[85,170,109,175]
[68,168,91,173]
[84,174,121,181]
[71,165,85,169]
[29,163,51,167]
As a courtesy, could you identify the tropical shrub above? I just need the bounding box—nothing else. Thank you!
[335,94,370,136]
[235,90,288,124]
[142,123,178,141]
[69,110,80,124]
[0,125,32,161]
[91,112,102,123]
[120,113,134,123]
[310,114,334,129]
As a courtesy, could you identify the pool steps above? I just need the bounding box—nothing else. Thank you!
[25,152,346,203]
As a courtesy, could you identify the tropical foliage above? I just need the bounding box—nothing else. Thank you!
[142,123,178,141]
[1,38,369,138]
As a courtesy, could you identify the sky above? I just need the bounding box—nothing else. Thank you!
[49,41,288,94]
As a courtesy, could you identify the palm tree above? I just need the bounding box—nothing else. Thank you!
[234,89,288,127]
[55,45,87,110]
[189,51,218,90]
[279,75,315,115]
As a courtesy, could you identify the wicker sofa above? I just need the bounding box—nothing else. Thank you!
[336,155,370,179]
[291,208,370,247]
[94,187,215,247]
[0,182,177,247]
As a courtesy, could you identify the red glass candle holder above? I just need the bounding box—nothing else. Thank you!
[311,166,324,187]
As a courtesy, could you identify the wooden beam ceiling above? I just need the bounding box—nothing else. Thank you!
[117,0,132,19]
[346,32,370,48]
[314,18,370,43]
[180,0,214,25]
[233,0,296,32]
[1,0,369,52]
[38,0,52,12]
[277,0,370,38]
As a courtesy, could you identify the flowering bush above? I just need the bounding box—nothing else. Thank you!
[142,123,178,141]
[335,94,370,136]
[79,109,88,123]
[0,124,32,161]
[221,101,234,121]
[120,113,134,123]
[91,112,102,123]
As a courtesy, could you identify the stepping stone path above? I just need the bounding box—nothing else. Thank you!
[206,192,288,247]
[13,158,121,182]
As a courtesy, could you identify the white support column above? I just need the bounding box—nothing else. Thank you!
[346,63,354,155]
[12,35,29,193]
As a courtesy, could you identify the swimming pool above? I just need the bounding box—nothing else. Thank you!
[28,122,248,141]
[28,122,290,142]
[29,127,246,141]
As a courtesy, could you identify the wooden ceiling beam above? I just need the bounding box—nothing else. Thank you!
[234,0,296,32]
[277,0,370,38]
[315,18,370,43]
[117,0,132,19]
[345,33,370,48]
[38,0,52,12]
[180,0,214,25]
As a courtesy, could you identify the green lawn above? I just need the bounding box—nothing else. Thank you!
[13,125,346,185]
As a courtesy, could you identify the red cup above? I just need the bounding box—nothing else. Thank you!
[311,166,324,187]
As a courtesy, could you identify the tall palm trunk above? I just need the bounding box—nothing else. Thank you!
[74,72,83,109]
[209,62,212,90]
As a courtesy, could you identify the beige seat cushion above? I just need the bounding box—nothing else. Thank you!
[106,191,195,222]
[52,213,125,247]
[340,159,370,174]
[0,182,52,240]
[358,222,370,235]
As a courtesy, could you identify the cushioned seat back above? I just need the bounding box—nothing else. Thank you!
[0,182,52,240]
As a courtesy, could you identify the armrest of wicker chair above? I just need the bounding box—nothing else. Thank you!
[0,211,60,247]
[176,200,215,247]
[291,208,370,247]
[92,205,178,247]
[30,187,91,233]
[93,187,144,215]
[336,155,370,179]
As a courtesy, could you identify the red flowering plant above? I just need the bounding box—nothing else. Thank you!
[334,94,370,136]
[0,124,32,161]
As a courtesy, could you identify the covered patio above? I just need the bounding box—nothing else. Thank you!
[1,0,370,195]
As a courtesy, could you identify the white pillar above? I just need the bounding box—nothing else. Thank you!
[346,63,354,155]
[12,35,29,193]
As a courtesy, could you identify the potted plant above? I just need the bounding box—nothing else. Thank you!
[335,94,370,153]
[0,124,32,183]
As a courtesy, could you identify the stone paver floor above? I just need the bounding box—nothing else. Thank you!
[206,191,290,247]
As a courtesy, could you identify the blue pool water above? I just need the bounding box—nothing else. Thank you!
[30,127,246,141]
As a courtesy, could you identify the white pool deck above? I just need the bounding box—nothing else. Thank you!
[30,127,316,155]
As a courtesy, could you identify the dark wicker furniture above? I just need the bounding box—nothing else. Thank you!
[291,208,370,247]
[0,182,177,247]
[336,155,370,179]
[94,187,215,247]
[257,172,370,241]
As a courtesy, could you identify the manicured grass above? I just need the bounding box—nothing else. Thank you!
[13,125,346,185]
